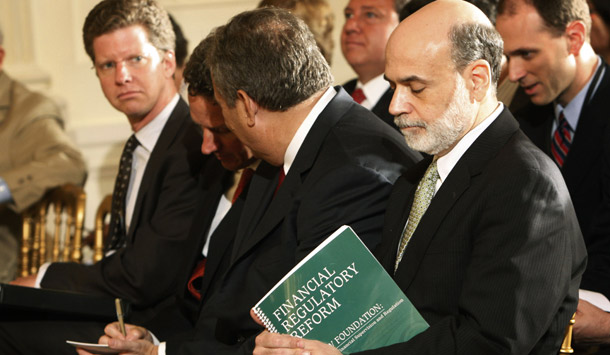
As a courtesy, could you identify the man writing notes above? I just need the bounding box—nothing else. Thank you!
[254,1,587,354]
[77,7,421,355]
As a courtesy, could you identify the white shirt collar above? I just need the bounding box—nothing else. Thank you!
[356,74,390,111]
[436,103,504,189]
[283,87,337,174]
[134,94,179,152]
[554,56,603,134]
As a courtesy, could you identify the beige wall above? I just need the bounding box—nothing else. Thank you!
[1,0,356,230]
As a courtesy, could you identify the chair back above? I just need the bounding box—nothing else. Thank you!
[559,313,576,354]
[19,184,86,276]
[93,194,112,263]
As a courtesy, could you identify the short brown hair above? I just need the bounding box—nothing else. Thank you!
[498,0,590,36]
[208,7,333,111]
[258,0,335,65]
[83,0,175,62]
[183,36,214,98]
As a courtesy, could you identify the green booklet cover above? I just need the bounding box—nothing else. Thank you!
[252,225,429,354]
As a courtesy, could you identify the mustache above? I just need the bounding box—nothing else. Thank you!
[394,114,427,129]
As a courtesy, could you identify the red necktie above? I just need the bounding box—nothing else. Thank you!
[351,88,366,104]
[187,168,255,301]
[232,168,254,203]
[551,111,573,167]
[274,168,285,196]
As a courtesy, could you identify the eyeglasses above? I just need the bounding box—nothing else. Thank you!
[93,54,151,76]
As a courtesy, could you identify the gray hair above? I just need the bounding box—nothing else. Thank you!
[207,7,333,111]
[449,22,503,85]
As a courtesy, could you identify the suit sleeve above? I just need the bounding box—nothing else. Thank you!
[40,129,204,308]
[357,164,587,354]
[3,116,87,211]
[165,163,397,355]
[579,124,610,299]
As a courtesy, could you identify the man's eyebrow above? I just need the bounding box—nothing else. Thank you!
[384,74,429,84]
[506,48,538,57]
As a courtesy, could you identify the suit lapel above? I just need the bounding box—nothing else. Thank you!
[562,62,610,187]
[229,87,354,265]
[394,109,520,289]
[127,99,190,239]
[230,162,278,262]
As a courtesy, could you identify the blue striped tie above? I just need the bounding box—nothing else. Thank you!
[551,111,573,167]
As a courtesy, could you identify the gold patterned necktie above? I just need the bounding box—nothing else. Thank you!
[395,161,439,272]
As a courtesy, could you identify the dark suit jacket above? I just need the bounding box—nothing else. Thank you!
[165,87,422,354]
[144,157,244,339]
[343,78,398,131]
[357,108,587,355]
[514,61,610,299]
[41,99,207,310]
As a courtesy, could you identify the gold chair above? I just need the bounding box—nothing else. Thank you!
[560,313,576,354]
[93,194,112,263]
[19,184,86,277]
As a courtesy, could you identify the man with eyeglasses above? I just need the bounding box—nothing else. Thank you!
[1,0,206,353]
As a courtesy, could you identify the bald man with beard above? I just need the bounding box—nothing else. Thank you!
[252,1,586,354]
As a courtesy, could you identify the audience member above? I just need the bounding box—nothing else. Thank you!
[77,7,421,355]
[0,0,206,353]
[341,0,406,129]
[589,0,610,63]
[496,0,610,345]
[254,1,586,354]
[0,24,87,283]
[258,0,334,65]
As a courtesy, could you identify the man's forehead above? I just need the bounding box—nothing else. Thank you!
[346,0,394,11]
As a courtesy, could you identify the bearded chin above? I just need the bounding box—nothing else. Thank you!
[395,84,471,156]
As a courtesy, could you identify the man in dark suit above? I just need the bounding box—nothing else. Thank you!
[85,7,421,355]
[496,0,610,344]
[0,1,206,353]
[341,0,405,129]
[254,1,586,354]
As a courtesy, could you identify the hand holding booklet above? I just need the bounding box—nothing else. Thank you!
[252,225,428,354]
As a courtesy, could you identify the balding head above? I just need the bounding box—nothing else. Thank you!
[385,0,503,157]
[389,0,502,84]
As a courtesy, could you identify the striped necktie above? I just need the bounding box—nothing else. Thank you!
[551,111,573,167]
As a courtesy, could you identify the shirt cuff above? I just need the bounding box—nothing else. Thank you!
[157,342,166,355]
[580,289,610,312]
[0,178,13,204]
[35,262,52,288]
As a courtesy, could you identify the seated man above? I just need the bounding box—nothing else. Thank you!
[255,1,587,354]
[77,7,422,355]
[0,24,87,283]
[496,0,610,345]
[341,0,405,129]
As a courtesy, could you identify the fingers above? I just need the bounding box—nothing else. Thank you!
[104,322,126,339]
[125,324,151,341]
[106,338,156,355]
[251,308,264,327]
[256,331,305,350]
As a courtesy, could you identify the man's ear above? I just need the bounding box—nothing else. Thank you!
[162,50,177,79]
[565,20,586,55]
[465,59,491,102]
[236,89,258,127]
